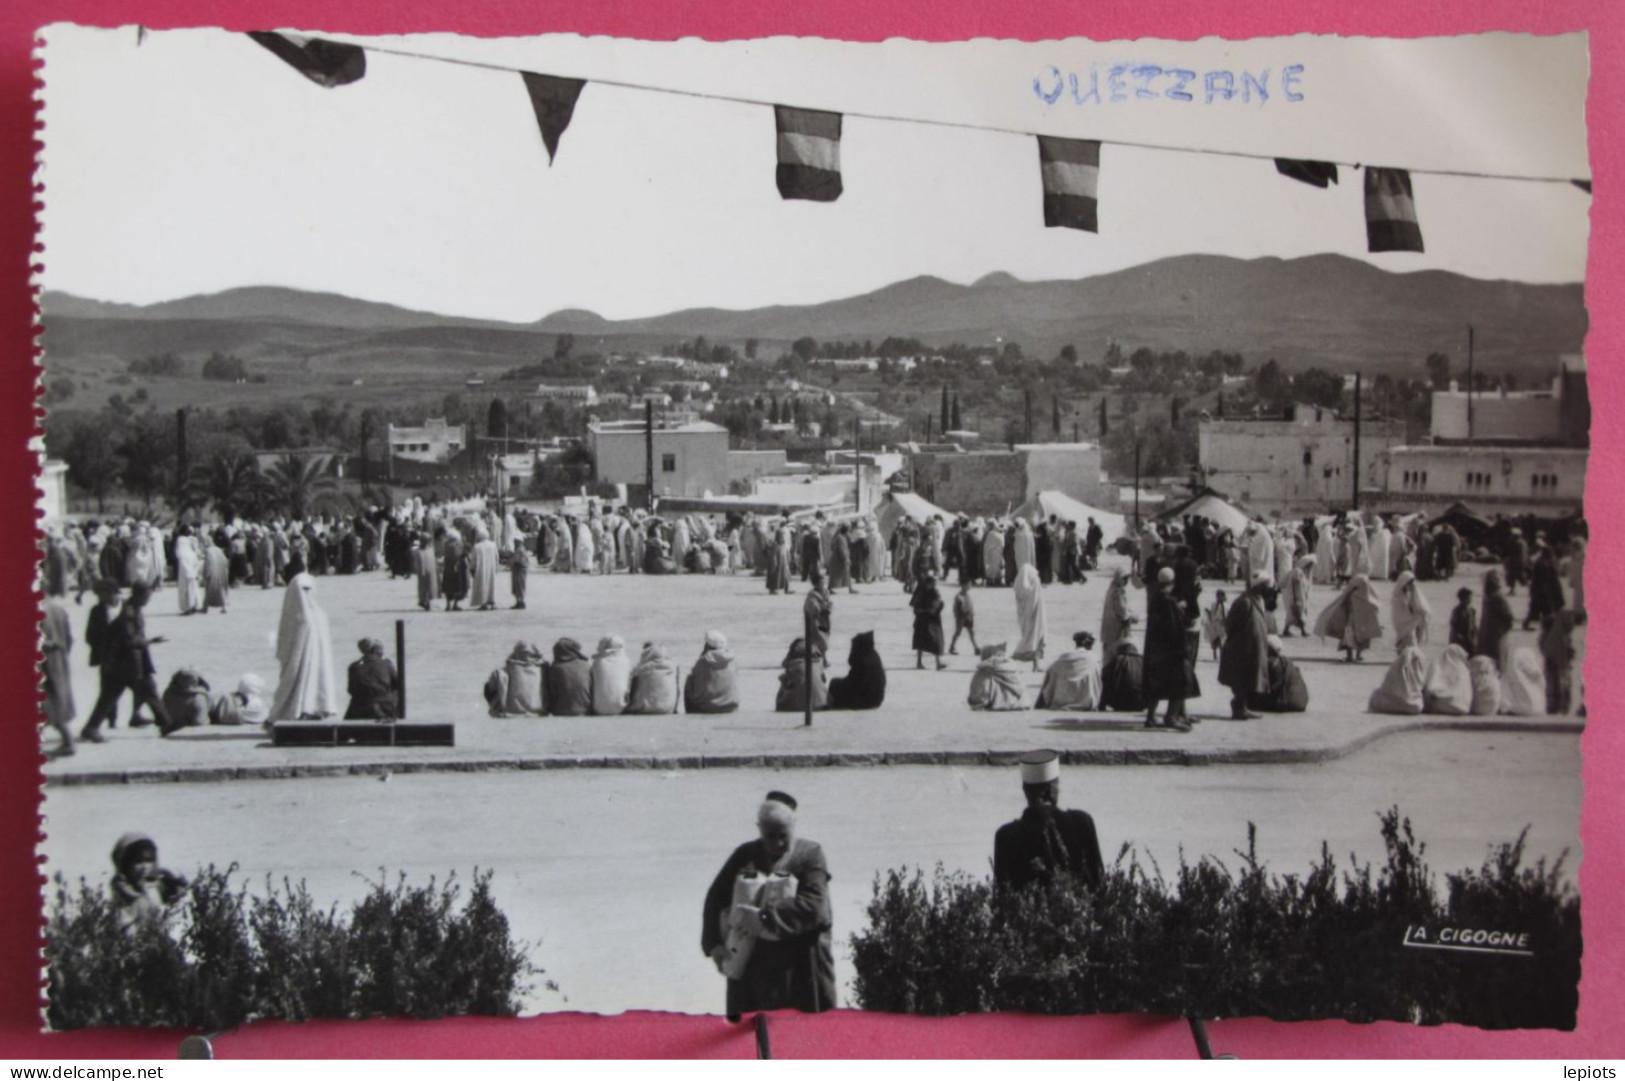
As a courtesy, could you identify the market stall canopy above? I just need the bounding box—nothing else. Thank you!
[1429,501,1493,540]
[875,490,956,541]
[1011,490,1126,545]
[1154,488,1251,536]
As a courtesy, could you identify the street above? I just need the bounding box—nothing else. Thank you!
[41,728,1580,1016]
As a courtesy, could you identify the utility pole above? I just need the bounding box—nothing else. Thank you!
[174,407,188,513]
[644,399,655,511]
[853,416,862,512]
[1467,324,1476,449]
[1133,440,1142,533]
[1352,372,1363,511]
[1024,387,1033,443]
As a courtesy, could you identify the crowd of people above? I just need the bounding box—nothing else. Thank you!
[37,494,1587,761]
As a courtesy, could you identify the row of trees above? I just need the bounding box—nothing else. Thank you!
[126,351,255,381]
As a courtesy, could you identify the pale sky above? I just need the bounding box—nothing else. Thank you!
[36,27,1591,323]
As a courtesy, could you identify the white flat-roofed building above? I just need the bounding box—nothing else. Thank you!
[588,419,730,499]
[388,418,465,464]
[531,384,598,404]
[1198,403,1405,515]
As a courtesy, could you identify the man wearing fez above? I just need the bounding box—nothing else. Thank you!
[702,791,836,1016]
[993,751,1105,892]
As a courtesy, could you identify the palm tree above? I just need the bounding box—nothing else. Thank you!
[265,453,338,520]
[188,451,271,522]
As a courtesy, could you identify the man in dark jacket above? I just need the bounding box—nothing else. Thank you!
[993,750,1105,893]
[345,637,400,720]
[80,584,172,741]
[1523,539,1566,630]
[702,792,836,1017]
[1219,572,1275,720]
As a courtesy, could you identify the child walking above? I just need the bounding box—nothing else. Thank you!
[948,579,979,656]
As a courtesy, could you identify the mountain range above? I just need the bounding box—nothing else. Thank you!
[39,253,1588,376]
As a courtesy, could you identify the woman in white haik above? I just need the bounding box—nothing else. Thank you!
[270,571,339,721]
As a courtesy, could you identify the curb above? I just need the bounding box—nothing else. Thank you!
[42,719,1584,788]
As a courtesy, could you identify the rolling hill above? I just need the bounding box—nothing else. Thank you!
[40,253,1587,378]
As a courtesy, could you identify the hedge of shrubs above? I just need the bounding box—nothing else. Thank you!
[46,866,544,1030]
[850,809,1579,1030]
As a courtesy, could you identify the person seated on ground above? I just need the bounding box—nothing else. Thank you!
[345,637,400,721]
[1248,635,1310,714]
[484,641,547,717]
[627,642,682,715]
[1367,643,1426,715]
[110,833,188,933]
[643,530,676,575]
[685,631,740,714]
[1034,631,1102,711]
[546,638,594,717]
[685,545,713,574]
[1098,641,1146,713]
[707,537,732,575]
[159,667,212,730]
[967,642,1029,711]
[1499,647,1548,716]
[1468,654,1501,716]
[1421,643,1473,716]
[208,673,270,727]
[591,634,632,716]
[775,637,830,713]
[828,631,887,711]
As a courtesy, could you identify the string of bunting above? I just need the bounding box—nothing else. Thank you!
[247,31,1593,256]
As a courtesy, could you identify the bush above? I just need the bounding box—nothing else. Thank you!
[46,867,544,1030]
[850,809,1579,1030]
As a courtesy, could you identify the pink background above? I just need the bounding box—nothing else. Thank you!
[4,0,1620,1059]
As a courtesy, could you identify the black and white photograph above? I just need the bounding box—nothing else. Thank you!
[34,27,1590,1031]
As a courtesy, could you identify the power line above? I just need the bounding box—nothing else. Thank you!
[330,37,1591,188]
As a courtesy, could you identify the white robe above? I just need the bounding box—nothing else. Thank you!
[174,536,203,614]
[1035,648,1102,710]
[270,573,338,721]
[1313,528,1337,585]
[1369,529,1392,582]
[1012,523,1036,571]
[574,522,596,573]
[1011,563,1048,663]
[470,539,500,608]
[1246,528,1275,585]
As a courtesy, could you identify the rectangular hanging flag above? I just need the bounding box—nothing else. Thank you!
[521,73,587,165]
[1037,135,1101,232]
[775,106,843,202]
[1365,167,1424,253]
[247,32,366,88]
[1274,158,1339,188]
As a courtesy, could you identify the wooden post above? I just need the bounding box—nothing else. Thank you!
[395,619,407,720]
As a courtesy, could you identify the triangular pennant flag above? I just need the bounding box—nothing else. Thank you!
[1364,167,1424,253]
[1037,135,1100,232]
[1573,179,1593,194]
[247,31,366,88]
[775,106,843,202]
[1274,158,1339,188]
[520,72,587,165]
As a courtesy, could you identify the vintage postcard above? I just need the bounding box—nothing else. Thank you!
[34,27,1589,1029]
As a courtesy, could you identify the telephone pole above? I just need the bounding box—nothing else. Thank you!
[1351,372,1363,511]
[644,399,655,511]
